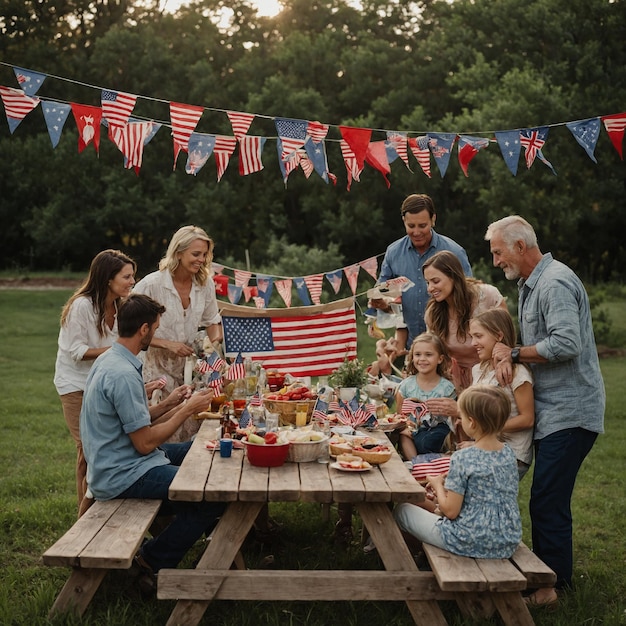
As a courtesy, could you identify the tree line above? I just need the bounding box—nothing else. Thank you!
[1,0,625,286]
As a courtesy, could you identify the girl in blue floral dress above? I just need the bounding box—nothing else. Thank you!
[394,385,522,559]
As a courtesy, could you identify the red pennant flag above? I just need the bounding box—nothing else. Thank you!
[339,126,372,171]
[304,274,324,305]
[243,286,258,302]
[364,140,391,188]
[170,101,204,168]
[227,111,255,139]
[71,103,102,154]
[601,113,626,160]
[344,263,360,295]
[275,279,293,308]
[457,135,490,177]
[360,257,378,280]
[213,273,229,296]
[213,135,237,181]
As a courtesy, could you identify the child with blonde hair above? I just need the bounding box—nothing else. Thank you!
[394,385,522,559]
[395,333,456,460]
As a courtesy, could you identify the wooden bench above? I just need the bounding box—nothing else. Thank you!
[423,542,556,625]
[43,498,161,618]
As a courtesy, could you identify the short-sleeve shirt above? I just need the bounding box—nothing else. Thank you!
[378,231,472,348]
[54,296,117,395]
[398,375,456,427]
[80,342,170,500]
[133,269,221,391]
[438,445,521,559]
[472,363,534,465]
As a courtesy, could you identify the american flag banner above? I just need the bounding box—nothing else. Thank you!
[340,139,362,190]
[386,131,410,168]
[275,279,293,308]
[108,120,155,173]
[101,90,137,128]
[457,135,490,177]
[207,370,223,394]
[408,135,432,178]
[227,111,255,138]
[234,270,252,288]
[325,270,343,295]
[303,274,323,305]
[220,297,357,378]
[226,352,246,380]
[601,113,626,159]
[13,67,46,96]
[359,257,378,280]
[238,135,266,175]
[343,263,360,295]
[170,101,204,167]
[0,86,40,133]
[307,120,329,143]
[213,135,237,181]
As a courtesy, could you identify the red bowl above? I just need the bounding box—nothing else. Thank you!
[243,441,290,467]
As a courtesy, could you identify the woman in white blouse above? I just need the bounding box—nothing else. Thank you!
[134,226,222,441]
[54,250,136,512]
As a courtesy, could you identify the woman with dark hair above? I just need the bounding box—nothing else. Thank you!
[54,249,136,514]
[423,250,507,393]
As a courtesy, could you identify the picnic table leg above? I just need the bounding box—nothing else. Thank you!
[491,591,535,626]
[48,567,108,618]
[164,501,263,626]
[356,502,448,626]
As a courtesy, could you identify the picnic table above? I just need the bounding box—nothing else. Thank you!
[158,420,447,625]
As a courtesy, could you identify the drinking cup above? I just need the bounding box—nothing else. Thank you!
[219,438,233,458]
[265,412,279,432]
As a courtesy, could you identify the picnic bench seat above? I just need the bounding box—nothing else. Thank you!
[422,541,556,625]
[43,498,162,618]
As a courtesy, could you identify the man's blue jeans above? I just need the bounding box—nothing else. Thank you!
[120,442,226,571]
[530,428,597,589]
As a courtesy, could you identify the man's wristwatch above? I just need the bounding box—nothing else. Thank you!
[511,347,521,364]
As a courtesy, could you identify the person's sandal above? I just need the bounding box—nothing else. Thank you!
[133,553,157,596]
[524,589,558,610]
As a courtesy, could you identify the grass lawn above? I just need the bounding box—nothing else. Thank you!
[0,289,624,625]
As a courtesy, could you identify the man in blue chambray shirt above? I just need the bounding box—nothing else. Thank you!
[486,215,605,608]
[81,293,225,589]
[373,194,472,351]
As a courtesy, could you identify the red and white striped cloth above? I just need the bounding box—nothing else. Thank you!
[0,86,39,122]
[411,455,451,482]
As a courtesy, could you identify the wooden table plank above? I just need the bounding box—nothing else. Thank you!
[298,461,333,503]
[268,461,301,501]
[203,448,244,501]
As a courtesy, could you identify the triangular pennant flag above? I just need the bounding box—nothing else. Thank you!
[227,284,243,304]
[253,296,266,309]
[520,127,556,174]
[0,86,40,134]
[41,101,71,148]
[276,137,298,184]
[457,135,490,177]
[70,103,102,153]
[495,130,522,176]
[601,113,626,160]
[340,139,362,191]
[234,270,252,288]
[227,111,255,138]
[307,120,329,142]
[256,274,274,306]
[344,263,360,295]
[408,135,432,177]
[386,131,411,169]
[566,118,600,163]
[298,150,314,178]
[185,132,216,175]
[243,286,258,302]
[13,67,46,96]
[364,140,391,188]
[325,270,343,295]
[359,256,378,280]
[293,277,312,306]
[339,126,372,175]
[213,135,237,181]
[170,101,204,169]
[304,138,336,184]
[304,274,324,305]
[212,263,225,274]
[428,133,456,178]
[213,273,229,296]
[108,120,155,174]
[275,279,293,308]
[238,135,266,175]
[101,90,136,129]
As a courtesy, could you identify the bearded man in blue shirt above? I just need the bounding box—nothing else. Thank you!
[486,215,605,609]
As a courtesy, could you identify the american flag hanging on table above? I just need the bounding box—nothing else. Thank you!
[238,407,253,428]
[220,297,357,378]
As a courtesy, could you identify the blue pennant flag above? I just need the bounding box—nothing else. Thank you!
[256,274,274,306]
[186,132,216,175]
[42,101,71,148]
[274,117,308,139]
[227,284,243,304]
[325,270,343,294]
[495,130,522,176]
[428,133,456,177]
[566,118,600,164]
[304,139,333,183]
[293,277,311,305]
[13,67,46,96]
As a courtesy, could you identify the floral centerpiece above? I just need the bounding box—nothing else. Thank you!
[329,357,368,401]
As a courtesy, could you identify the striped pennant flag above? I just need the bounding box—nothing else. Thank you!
[234,270,252,288]
[0,86,40,133]
[101,90,136,128]
[108,120,156,174]
[601,112,626,159]
[226,352,246,380]
[213,135,237,181]
[339,139,362,190]
[303,274,323,305]
[408,135,432,177]
[275,279,293,308]
[238,135,266,175]
[170,101,204,167]
[227,111,255,138]
[307,120,329,143]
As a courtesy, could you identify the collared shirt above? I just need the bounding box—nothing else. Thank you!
[53,296,117,395]
[517,253,605,439]
[133,269,221,391]
[80,342,169,500]
[378,230,472,347]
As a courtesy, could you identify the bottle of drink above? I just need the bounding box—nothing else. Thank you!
[193,326,207,358]
[221,402,234,437]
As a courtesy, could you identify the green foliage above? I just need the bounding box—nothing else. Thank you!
[329,356,368,388]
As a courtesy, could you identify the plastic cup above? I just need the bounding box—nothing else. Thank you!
[265,413,279,432]
[219,438,233,458]
[295,402,309,427]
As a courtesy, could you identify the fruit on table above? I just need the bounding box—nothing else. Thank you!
[247,433,265,445]
[264,432,278,445]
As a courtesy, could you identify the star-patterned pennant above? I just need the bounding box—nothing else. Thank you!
[495,130,522,176]
[185,132,216,175]
[566,118,600,163]
[293,277,312,306]
[428,133,456,178]
[41,101,71,148]
[13,67,46,96]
